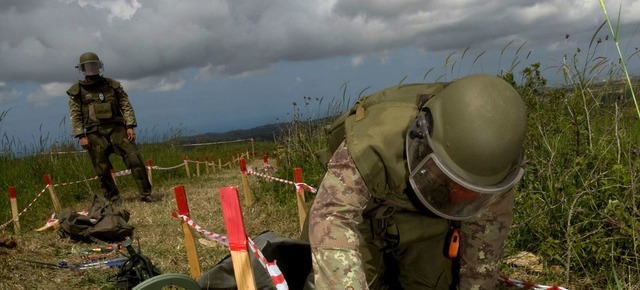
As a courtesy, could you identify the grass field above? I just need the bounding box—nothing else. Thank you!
[0,148,309,290]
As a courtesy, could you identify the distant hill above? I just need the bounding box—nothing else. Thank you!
[173,122,290,145]
[173,117,334,145]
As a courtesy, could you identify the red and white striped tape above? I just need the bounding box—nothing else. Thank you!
[246,169,317,193]
[171,211,228,246]
[0,187,47,229]
[498,275,568,290]
[173,213,288,290]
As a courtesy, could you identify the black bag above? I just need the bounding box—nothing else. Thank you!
[57,195,134,243]
[197,231,314,290]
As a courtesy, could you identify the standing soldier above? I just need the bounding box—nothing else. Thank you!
[308,74,527,289]
[67,52,156,203]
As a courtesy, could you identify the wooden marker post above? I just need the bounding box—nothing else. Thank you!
[250,138,255,158]
[174,185,202,279]
[263,154,268,167]
[9,186,20,234]
[183,155,191,178]
[218,157,222,170]
[293,168,307,231]
[238,158,254,206]
[228,157,232,170]
[196,157,201,177]
[43,174,61,213]
[219,187,256,290]
[146,160,153,186]
[205,156,210,175]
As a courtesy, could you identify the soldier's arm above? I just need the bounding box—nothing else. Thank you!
[458,191,514,290]
[115,85,137,128]
[308,142,370,289]
[67,93,85,138]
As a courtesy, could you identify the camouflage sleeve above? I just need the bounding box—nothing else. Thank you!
[308,141,370,289]
[459,191,514,290]
[67,93,85,137]
[115,85,137,128]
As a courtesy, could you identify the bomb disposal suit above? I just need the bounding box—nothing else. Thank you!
[67,52,153,202]
[308,74,527,289]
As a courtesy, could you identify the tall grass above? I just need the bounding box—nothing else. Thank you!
[269,32,640,289]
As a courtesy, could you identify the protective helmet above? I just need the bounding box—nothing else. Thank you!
[76,52,103,76]
[405,74,527,220]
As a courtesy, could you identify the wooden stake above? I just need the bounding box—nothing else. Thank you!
[9,186,20,234]
[239,158,253,206]
[146,160,153,186]
[205,156,210,175]
[294,168,307,231]
[250,138,255,158]
[174,185,201,279]
[183,155,191,178]
[219,187,256,290]
[43,174,61,213]
[196,157,200,177]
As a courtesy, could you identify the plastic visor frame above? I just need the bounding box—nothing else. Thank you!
[405,113,525,219]
[406,112,524,195]
[78,61,103,75]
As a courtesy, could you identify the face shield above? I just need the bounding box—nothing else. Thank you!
[405,111,524,220]
[78,60,103,76]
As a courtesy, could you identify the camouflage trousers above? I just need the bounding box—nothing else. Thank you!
[86,124,151,200]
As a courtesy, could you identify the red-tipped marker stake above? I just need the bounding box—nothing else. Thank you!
[238,158,253,206]
[183,155,191,178]
[146,160,153,186]
[174,185,201,279]
[219,187,256,290]
[9,186,20,233]
[43,174,61,213]
[294,168,307,231]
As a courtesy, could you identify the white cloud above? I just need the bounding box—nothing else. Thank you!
[152,77,186,93]
[0,82,22,104]
[64,0,142,22]
[26,82,71,107]
[351,55,365,67]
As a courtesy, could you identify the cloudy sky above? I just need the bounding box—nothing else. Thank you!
[1,0,638,151]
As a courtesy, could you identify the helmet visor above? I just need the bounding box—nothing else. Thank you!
[79,61,103,76]
[405,114,524,220]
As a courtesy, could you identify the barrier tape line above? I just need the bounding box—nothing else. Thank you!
[498,275,568,290]
[1,161,187,228]
[0,187,47,229]
[246,169,317,193]
[182,138,253,147]
[174,213,288,290]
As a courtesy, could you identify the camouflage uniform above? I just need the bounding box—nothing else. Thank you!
[67,77,152,200]
[309,142,513,290]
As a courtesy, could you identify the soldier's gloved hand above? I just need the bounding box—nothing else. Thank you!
[79,136,91,150]
[127,128,136,142]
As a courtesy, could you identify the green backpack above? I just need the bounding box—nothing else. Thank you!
[316,82,450,202]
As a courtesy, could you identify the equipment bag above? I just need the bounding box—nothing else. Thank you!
[197,230,314,290]
[57,195,134,243]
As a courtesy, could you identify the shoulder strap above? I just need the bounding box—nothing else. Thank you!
[67,81,81,97]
